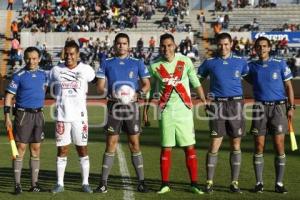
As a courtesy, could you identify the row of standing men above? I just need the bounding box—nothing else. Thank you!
[4,32,295,195]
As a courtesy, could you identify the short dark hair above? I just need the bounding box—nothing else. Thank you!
[64,40,79,52]
[216,32,232,43]
[24,46,41,59]
[254,36,271,48]
[160,33,175,44]
[114,33,130,45]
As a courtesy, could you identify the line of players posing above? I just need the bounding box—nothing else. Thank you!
[4,32,295,195]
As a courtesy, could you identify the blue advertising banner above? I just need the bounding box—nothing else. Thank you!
[252,32,300,44]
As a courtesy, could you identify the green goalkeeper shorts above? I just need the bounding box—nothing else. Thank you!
[159,108,196,147]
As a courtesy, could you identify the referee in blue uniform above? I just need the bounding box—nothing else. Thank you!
[4,47,47,195]
[198,32,249,193]
[246,36,295,194]
[95,33,150,193]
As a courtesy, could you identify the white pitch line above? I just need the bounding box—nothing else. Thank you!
[117,143,134,200]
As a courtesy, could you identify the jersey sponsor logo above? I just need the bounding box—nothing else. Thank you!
[157,61,192,110]
[9,80,17,89]
[223,61,228,65]
[61,81,81,89]
[32,73,37,78]
[56,121,65,135]
[272,72,278,80]
[162,76,183,87]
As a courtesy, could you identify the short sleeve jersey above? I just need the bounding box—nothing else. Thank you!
[49,62,95,122]
[96,56,150,97]
[6,68,47,109]
[149,54,200,110]
[248,57,292,101]
[198,54,248,98]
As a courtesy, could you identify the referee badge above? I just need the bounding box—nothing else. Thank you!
[129,71,134,79]
[272,72,278,80]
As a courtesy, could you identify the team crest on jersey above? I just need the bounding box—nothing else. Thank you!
[56,122,65,135]
[9,80,17,89]
[272,72,278,80]
[284,67,291,76]
[129,71,134,78]
[235,70,240,78]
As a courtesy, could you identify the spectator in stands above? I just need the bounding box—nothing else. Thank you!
[197,11,205,33]
[7,0,14,10]
[148,36,156,52]
[131,14,139,28]
[213,22,222,38]
[223,14,230,29]
[215,0,224,11]
[227,0,233,11]
[11,21,19,39]
[251,18,259,31]
[159,15,171,30]
[137,38,144,53]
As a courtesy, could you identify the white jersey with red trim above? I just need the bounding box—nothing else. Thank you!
[49,62,95,122]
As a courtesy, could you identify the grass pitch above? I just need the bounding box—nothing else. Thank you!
[0,105,299,200]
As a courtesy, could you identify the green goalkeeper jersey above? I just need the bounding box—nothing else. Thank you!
[149,53,201,111]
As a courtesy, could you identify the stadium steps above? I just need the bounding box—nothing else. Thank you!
[206,3,300,32]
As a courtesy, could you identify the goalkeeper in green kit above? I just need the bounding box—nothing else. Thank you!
[149,33,207,194]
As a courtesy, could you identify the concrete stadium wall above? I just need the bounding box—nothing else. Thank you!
[20,32,194,49]
[191,0,300,10]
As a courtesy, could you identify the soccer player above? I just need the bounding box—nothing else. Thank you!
[95,33,150,193]
[49,40,95,194]
[4,47,47,194]
[150,33,207,194]
[246,36,295,193]
[198,32,248,193]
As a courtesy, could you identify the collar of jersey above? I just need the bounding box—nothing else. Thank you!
[217,53,232,61]
[258,57,273,65]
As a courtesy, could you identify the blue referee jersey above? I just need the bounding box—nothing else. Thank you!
[6,68,47,109]
[198,54,249,98]
[96,56,150,96]
[248,57,292,101]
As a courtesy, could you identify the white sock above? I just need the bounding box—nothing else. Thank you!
[57,157,67,186]
[80,156,90,185]
[277,182,283,186]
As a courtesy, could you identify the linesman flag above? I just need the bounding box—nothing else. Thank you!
[288,118,298,151]
[7,127,19,159]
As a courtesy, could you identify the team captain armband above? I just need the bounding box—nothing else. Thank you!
[4,106,11,114]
